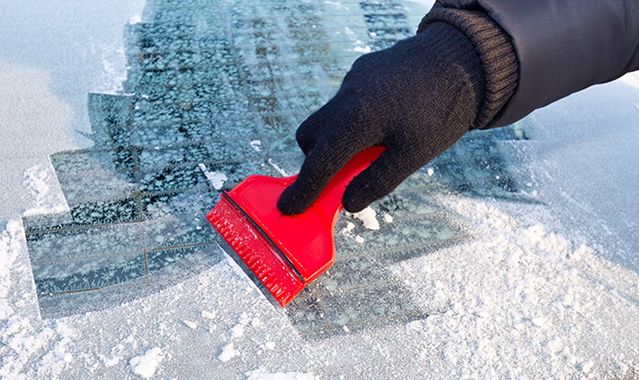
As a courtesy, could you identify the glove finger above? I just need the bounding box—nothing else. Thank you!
[342,147,419,213]
[295,102,335,156]
[278,138,364,215]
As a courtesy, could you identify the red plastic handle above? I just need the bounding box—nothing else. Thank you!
[221,146,385,284]
[301,146,385,224]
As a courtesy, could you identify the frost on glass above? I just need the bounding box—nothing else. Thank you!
[21,0,533,328]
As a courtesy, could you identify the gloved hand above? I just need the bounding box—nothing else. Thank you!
[277,21,494,215]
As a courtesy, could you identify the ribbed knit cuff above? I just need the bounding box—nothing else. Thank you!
[418,8,519,129]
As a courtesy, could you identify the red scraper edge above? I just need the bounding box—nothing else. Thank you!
[207,147,384,306]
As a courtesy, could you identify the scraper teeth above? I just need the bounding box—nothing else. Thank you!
[248,256,293,303]
[208,198,303,306]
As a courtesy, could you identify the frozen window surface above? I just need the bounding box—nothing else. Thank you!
[24,0,532,333]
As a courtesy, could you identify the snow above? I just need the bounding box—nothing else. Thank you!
[267,158,289,176]
[0,0,145,219]
[250,140,262,152]
[399,193,639,377]
[129,348,164,378]
[404,0,435,4]
[198,163,228,190]
[129,14,142,24]
[353,45,372,54]
[231,314,250,338]
[182,320,198,330]
[99,354,121,368]
[201,310,216,319]
[2,132,639,377]
[341,207,389,243]
[0,213,76,378]
[524,74,639,272]
[620,72,639,90]
[0,62,75,220]
[340,221,366,244]
[218,343,238,362]
[340,221,355,235]
[343,24,373,55]
[21,163,69,217]
[350,207,380,230]
[1,2,639,379]
[245,369,316,380]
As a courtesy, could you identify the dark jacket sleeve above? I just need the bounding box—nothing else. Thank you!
[429,0,639,129]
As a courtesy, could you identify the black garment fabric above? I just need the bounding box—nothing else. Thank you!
[418,8,518,129]
[278,21,512,214]
[430,0,639,128]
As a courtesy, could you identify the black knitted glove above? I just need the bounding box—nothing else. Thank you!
[278,13,518,214]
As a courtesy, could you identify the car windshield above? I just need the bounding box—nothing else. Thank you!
[1,0,638,378]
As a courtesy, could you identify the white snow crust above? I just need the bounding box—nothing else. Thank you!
[129,347,164,378]
[351,207,380,230]
[198,163,228,190]
[246,369,316,380]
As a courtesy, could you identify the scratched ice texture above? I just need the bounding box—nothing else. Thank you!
[23,0,533,334]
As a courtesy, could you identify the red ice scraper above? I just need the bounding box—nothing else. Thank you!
[207,147,384,306]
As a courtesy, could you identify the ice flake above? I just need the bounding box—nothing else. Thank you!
[250,140,262,152]
[129,347,164,379]
[201,310,216,319]
[340,222,355,235]
[198,163,227,190]
[182,320,197,330]
[353,45,372,54]
[352,207,380,230]
[218,342,238,362]
[267,159,288,176]
[246,369,316,380]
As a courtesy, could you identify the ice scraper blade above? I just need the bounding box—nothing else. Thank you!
[206,147,384,306]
